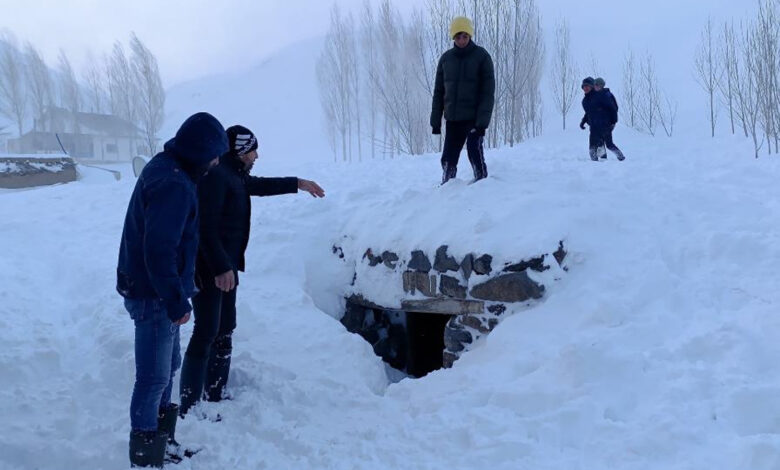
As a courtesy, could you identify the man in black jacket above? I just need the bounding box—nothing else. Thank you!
[580,77,625,161]
[430,16,495,184]
[117,112,228,468]
[179,125,325,416]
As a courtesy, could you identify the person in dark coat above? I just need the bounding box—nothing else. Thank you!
[579,77,621,161]
[580,77,625,161]
[430,16,496,184]
[179,125,325,417]
[117,112,228,468]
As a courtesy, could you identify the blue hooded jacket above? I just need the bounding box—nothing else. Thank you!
[582,89,618,131]
[116,112,228,321]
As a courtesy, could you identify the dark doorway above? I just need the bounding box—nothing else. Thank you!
[405,312,451,377]
[342,298,454,378]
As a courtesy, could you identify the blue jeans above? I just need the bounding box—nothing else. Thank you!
[125,298,182,432]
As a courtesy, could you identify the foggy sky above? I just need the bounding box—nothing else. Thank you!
[0,0,753,89]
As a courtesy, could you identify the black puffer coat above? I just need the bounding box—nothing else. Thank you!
[430,41,495,131]
[195,154,298,288]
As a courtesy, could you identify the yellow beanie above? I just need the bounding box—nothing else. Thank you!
[449,16,474,39]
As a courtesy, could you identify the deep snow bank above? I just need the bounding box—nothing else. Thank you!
[1,128,780,469]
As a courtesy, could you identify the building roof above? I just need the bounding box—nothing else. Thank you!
[40,107,141,138]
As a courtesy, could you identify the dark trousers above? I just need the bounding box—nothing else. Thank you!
[180,284,236,413]
[589,127,625,161]
[441,120,488,184]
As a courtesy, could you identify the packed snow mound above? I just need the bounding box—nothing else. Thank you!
[1,127,780,470]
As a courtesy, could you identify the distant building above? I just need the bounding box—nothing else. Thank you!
[7,107,148,161]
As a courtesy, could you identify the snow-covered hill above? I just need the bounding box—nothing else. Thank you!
[164,37,328,164]
[1,126,779,469]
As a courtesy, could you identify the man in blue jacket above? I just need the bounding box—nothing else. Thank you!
[581,77,626,161]
[116,112,228,468]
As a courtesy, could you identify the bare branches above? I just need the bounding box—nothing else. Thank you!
[694,17,721,137]
[0,35,28,136]
[637,52,659,136]
[622,49,639,129]
[718,21,738,135]
[129,33,165,155]
[24,42,52,126]
[315,0,544,160]
[550,18,578,130]
[82,51,106,114]
[58,50,81,125]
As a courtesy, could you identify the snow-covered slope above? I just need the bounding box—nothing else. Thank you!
[164,37,327,163]
[1,127,779,469]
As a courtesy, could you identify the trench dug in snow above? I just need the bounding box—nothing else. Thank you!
[308,241,568,380]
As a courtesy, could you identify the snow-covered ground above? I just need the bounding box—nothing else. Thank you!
[1,128,779,470]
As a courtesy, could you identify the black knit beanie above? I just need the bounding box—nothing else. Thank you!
[226,125,258,156]
[582,77,595,88]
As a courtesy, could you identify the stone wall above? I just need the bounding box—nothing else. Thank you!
[337,241,567,374]
[0,156,77,189]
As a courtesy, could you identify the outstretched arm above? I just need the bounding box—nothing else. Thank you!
[247,176,325,198]
[297,179,325,198]
[246,176,299,197]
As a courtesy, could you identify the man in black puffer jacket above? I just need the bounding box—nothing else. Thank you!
[431,16,495,184]
[179,125,325,417]
[117,112,228,468]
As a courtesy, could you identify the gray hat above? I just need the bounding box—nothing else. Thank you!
[594,77,606,87]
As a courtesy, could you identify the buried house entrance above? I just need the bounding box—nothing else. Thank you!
[333,242,566,379]
[341,296,481,378]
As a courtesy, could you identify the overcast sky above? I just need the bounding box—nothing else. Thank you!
[0,0,379,86]
[1,0,753,89]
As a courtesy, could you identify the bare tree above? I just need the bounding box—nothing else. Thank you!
[622,49,639,129]
[106,42,137,125]
[738,19,765,157]
[502,0,544,145]
[361,0,379,159]
[57,50,81,133]
[0,35,28,136]
[370,0,432,155]
[656,94,678,137]
[694,17,721,137]
[23,42,53,126]
[316,5,352,162]
[315,0,544,159]
[753,0,780,154]
[424,0,454,151]
[129,33,165,155]
[638,51,659,136]
[82,51,106,114]
[550,18,578,130]
[718,21,738,135]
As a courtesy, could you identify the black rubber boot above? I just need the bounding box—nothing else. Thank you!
[179,355,208,416]
[204,342,232,402]
[158,403,200,464]
[129,430,168,468]
[157,404,179,444]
